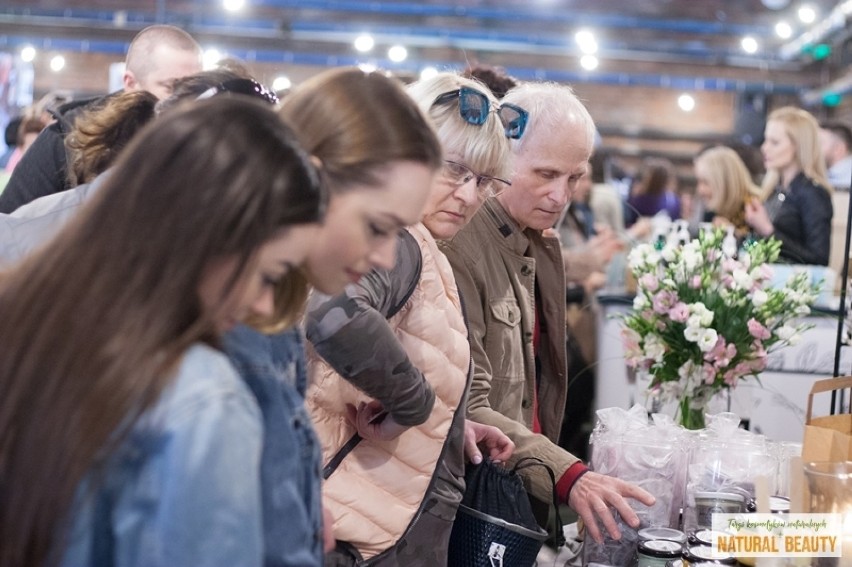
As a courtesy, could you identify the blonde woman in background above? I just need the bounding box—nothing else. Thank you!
[745,106,833,265]
[694,145,763,239]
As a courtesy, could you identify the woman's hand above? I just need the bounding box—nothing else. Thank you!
[346,400,409,441]
[744,200,774,236]
[463,419,515,464]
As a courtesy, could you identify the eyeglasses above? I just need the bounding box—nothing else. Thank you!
[196,78,280,106]
[442,160,511,199]
[431,86,529,139]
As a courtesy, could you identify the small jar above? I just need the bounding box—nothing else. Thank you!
[637,540,683,567]
[686,528,724,547]
[693,492,745,528]
[769,495,790,514]
[681,544,738,565]
[639,527,687,545]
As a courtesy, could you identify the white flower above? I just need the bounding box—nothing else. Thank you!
[633,294,649,310]
[681,243,702,270]
[661,245,677,263]
[732,269,754,290]
[628,244,660,272]
[776,325,796,341]
[644,334,666,361]
[751,289,768,308]
[689,302,714,326]
[684,325,703,342]
[697,328,719,352]
[795,305,811,316]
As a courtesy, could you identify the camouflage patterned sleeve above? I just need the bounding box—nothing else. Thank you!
[305,230,436,427]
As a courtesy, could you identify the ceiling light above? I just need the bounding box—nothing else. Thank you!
[354,34,374,53]
[223,0,244,11]
[50,55,65,72]
[387,45,408,63]
[774,21,792,39]
[202,48,221,70]
[420,66,438,80]
[580,54,599,71]
[272,75,291,91]
[798,5,817,24]
[741,36,759,54]
[20,45,36,62]
[678,93,695,112]
[575,29,598,54]
[358,62,377,73]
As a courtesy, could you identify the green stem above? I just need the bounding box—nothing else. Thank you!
[679,397,706,430]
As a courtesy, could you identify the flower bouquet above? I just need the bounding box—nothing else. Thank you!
[620,230,821,429]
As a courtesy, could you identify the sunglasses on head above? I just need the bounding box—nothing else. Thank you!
[431,86,528,139]
[196,78,280,106]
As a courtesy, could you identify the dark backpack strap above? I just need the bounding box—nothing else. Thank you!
[322,432,364,480]
[386,230,422,319]
[511,457,566,548]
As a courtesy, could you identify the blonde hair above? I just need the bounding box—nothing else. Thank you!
[695,146,761,229]
[406,73,512,181]
[762,106,831,196]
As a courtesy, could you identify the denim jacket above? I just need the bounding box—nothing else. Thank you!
[223,324,324,567]
[60,344,265,567]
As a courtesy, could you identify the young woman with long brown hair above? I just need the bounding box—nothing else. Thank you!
[0,96,324,566]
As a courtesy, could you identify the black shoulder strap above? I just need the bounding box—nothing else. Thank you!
[386,230,422,319]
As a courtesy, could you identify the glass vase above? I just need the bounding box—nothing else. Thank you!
[678,396,707,430]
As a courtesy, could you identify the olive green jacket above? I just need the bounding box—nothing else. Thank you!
[440,198,579,503]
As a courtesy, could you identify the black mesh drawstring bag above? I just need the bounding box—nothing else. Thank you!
[448,457,565,567]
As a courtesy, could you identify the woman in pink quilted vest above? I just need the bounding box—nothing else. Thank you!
[305,73,523,566]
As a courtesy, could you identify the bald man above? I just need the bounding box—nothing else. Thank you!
[0,25,202,213]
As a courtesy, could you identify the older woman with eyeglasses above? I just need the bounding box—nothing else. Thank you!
[303,73,520,566]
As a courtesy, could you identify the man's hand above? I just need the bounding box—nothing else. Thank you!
[463,419,515,464]
[568,471,656,543]
[346,400,408,441]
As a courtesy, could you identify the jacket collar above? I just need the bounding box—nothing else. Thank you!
[480,198,531,256]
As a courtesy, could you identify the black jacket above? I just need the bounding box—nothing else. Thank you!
[767,172,833,266]
[0,96,103,213]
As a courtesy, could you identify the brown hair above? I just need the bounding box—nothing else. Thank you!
[278,67,442,193]
[635,157,676,197]
[0,97,323,566]
[65,90,157,186]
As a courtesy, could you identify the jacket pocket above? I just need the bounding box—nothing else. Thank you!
[485,299,525,394]
[490,299,521,328]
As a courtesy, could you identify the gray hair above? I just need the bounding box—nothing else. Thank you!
[406,72,511,181]
[502,82,596,154]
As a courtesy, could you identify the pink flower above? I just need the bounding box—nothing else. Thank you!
[702,363,717,384]
[652,290,678,314]
[668,302,690,322]
[639,274,659,292]
[689,275,702,289]
[705,337,737,367]
[747,318,771,340]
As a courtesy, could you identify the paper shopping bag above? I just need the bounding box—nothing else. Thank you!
[802,376,852,462]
